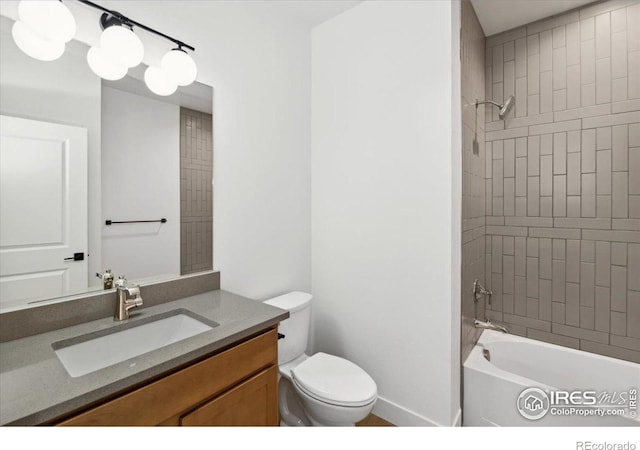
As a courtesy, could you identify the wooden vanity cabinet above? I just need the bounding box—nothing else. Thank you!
[57,328,279,426]
[180,366,278,426]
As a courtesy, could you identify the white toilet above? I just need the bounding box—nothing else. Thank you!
[264,291,377,426]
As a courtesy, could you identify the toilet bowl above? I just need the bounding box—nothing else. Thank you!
[264,292,377,426]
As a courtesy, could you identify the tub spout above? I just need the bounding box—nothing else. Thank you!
[474,319,509,334]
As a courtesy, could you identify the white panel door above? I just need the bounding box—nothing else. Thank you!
[0,115,88,309]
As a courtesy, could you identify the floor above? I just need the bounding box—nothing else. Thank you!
[356,414,394,427]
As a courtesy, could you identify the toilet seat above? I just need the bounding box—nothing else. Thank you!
[291,352,377,407]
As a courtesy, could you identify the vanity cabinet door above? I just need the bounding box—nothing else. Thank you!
[180,365,278,426]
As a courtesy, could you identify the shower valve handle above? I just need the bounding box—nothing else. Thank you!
[473,279,492,304]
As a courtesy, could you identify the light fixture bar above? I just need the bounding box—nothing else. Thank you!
[76,0,195,52]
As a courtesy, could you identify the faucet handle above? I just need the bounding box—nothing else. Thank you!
[115,276,127,288]
[97,270,115,290]
[126,285,143,308]
[127,285,140,296]
[473,279,493,305]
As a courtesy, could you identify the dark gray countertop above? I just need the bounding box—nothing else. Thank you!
[0,290,288,426]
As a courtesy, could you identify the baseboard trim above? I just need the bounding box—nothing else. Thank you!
[373,396,444,427]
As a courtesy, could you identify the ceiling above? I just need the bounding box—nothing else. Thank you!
[0,0,603,39]
[470,0,597,36]
[0,0,363,30]
[264,0,362,27]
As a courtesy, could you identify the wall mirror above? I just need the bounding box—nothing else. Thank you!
[0,15,213,312]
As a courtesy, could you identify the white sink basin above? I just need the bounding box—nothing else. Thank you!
[53,310,218,377]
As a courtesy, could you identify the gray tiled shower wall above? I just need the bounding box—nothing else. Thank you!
[461,0,487,362]
[482,0,640,363]
[180,108,213,275]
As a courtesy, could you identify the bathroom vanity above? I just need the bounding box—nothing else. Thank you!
[59,328,278,426]
[0,284,288,426]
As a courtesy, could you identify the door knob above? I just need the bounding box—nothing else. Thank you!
[64,252,84,261]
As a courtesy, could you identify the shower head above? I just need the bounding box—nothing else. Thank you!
[475,95,516,120]
[499,95,515,119]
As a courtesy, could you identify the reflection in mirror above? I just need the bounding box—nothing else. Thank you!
[0,16,213,312]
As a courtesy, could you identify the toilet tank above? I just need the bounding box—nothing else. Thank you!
[263,292,312,365]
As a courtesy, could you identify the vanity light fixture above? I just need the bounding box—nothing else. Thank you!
[11,0,76,62]
[78,0,198,95]
[12,0,198,96]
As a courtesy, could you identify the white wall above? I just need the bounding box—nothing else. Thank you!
[101,86,180,281]
[311,0,461,426]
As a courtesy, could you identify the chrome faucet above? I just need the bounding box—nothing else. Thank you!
[474,319,509,334]
[114,276,143,321]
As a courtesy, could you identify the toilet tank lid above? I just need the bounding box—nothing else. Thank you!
[263,291,312,312]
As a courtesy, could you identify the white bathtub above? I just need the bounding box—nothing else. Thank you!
[463,330,640,426]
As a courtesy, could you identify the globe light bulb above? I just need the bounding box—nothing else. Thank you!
[12,20,65,62]
[87,46,127,80]
[161,48,197,86]
[18,0,76,43]
[100,25,144,68]
[144,66,178,96]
